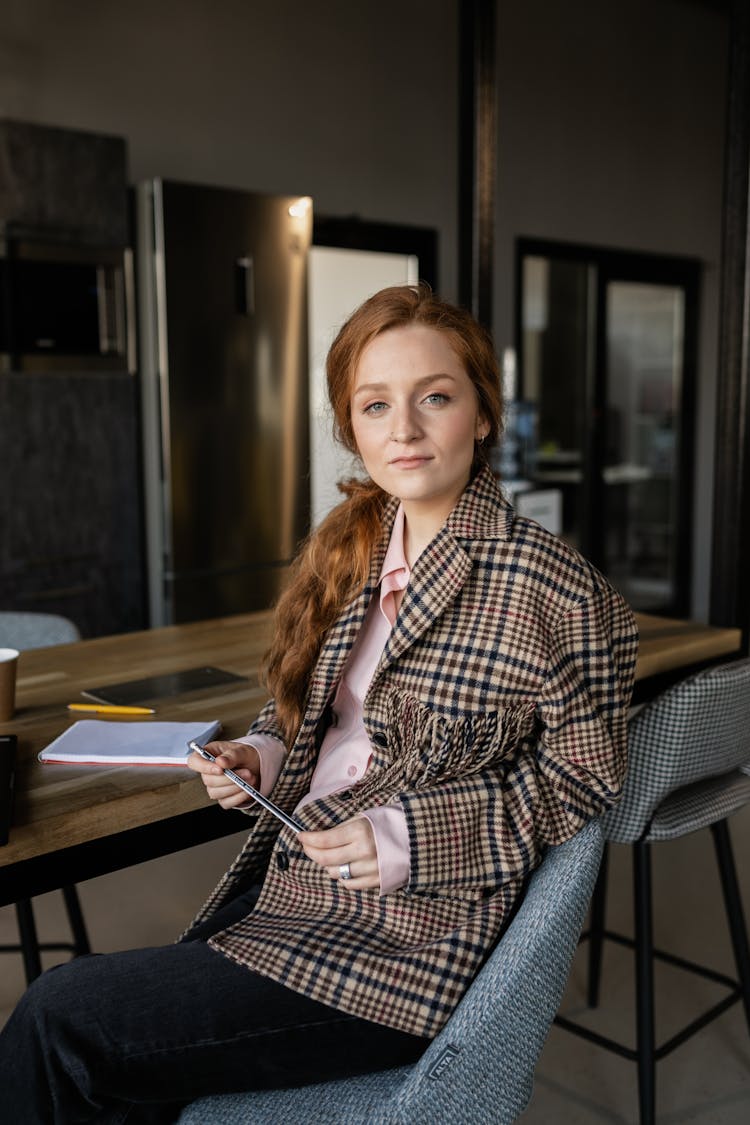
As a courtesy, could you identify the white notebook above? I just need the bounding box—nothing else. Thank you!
[38,719,222,767]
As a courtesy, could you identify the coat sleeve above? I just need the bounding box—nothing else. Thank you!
[397,585,638,896]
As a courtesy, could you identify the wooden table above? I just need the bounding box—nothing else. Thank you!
[632,612,742,701]
[0,612,275,905]
[0,609,743,906]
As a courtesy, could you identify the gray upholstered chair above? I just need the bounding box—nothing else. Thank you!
[177,818,603,1125]
[0,611,81,650]
[556,657,750,1125]
[0,611,91,981]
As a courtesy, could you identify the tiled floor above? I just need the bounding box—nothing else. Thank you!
[2,808,749,1124]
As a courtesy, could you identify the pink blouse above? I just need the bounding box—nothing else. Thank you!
[238,506,411,894]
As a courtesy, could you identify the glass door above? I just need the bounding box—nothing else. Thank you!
[516,239,699,616]
[605,282,686,610]
[520,253,596,552]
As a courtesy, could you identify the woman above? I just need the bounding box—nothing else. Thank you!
[0,285,638,1123]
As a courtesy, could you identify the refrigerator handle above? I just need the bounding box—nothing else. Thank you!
[235,255,255,316]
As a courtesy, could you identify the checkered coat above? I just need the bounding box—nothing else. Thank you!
[189,467,639,1039]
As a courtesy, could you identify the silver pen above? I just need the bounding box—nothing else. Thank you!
[187,740,303,834]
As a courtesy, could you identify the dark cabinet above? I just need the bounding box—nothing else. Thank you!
[0,120,143,637]
[0,371,144,637]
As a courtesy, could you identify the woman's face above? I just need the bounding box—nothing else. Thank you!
[350,324,488,523]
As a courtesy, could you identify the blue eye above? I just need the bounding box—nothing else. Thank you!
[363,401,388,415]
[424,392,449,406]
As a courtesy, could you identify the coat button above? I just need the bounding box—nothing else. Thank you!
[372,731,388,748]
[276,852,289,871]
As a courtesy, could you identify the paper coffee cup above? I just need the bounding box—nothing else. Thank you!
[0,648,19,722]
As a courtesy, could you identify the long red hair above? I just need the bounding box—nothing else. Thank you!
[264,283,503,747]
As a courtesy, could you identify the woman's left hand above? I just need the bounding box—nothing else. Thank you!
[299,818,380,890]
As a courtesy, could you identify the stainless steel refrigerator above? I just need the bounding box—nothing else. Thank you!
[136,178,312,626]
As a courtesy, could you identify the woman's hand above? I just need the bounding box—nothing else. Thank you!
[299,817,380,891]
[187,740,260,810]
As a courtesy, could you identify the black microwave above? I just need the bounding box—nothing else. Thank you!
[0,239,134,373]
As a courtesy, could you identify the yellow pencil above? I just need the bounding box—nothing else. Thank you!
[67,704,156,716]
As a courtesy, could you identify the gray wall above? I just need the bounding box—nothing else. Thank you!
[0,0,729,617]
[0,0,459,290]
[494,0,728,619]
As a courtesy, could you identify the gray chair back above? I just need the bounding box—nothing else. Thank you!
[178,819,604,1125]
[601,658,750,845]
[0,611,80,650]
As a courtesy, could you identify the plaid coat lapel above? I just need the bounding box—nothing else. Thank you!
[379,528,474,672]
[301,496,398,718]
[378,468,509,673]
[302,584,373,719]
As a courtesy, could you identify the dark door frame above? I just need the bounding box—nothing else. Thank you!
[459,0,496,327]
[515,236,701,617]
[312,215,438,293]
[711,0,750,650]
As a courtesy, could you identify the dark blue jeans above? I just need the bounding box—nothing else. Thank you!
[0,889,428,1124]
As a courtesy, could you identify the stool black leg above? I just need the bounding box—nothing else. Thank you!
[587,843,609,1007]
[634,840,656,1125]
[711,819,750,1034]
[62,885,91,956]
[15,899,43,984]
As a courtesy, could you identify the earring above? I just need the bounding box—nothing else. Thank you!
[477,434,485,446]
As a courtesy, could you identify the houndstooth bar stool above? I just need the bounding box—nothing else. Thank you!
[0,612,92,982]
[556,657,750,1125]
